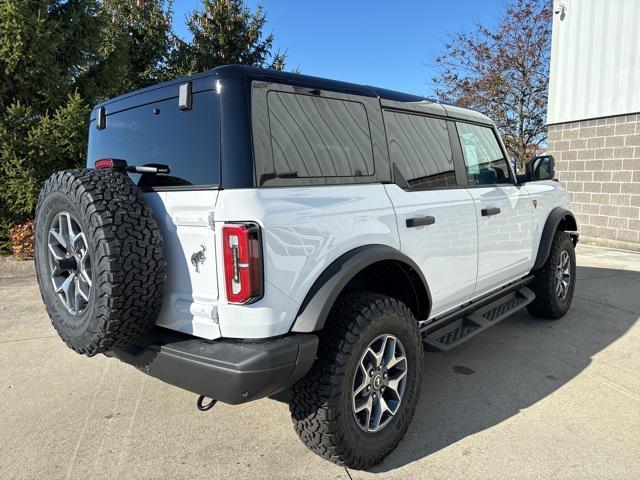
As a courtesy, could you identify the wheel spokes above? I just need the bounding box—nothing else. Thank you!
[369,335,388,368]
[55,273,76,312]
[370,395,392,430]
[352,334,408,433]
[48,211,91,315]
[354,394,374,429]
[353,359,371,398]
[386,369,407,399]
[555,250,571,300]
[49,228,67,250]
[77,275,91,301]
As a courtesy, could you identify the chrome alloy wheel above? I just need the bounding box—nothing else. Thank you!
[47,212,92,315]
[556,250,571,301]
[352,334,408,433]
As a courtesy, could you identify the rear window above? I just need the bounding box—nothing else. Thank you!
[88,90,220,188]
[267,91,374,177]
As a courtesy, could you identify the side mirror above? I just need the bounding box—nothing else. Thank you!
[526,154,556,181]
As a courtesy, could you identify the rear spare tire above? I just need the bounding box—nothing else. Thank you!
[34,168,165,355]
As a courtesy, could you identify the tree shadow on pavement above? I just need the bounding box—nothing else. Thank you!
[369,265,640,472]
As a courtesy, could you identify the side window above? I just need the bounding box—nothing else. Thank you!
[267,91,374,177]
[383,110,456,189]
[456,122,512,185]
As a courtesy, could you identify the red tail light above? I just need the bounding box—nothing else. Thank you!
[222,223,263,304]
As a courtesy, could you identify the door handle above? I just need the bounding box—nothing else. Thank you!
[481,207,501,216]
[406,216,436,228]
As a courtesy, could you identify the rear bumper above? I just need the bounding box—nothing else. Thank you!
[106,330,319,405]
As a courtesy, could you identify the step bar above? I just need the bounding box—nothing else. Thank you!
[421,278,535,351]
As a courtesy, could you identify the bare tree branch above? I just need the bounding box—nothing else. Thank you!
[433,0,552,171]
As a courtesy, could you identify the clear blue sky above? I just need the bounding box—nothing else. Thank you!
[172,0,502,98]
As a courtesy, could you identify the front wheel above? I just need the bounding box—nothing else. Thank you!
[289,292,423,469]
[527,231,577,319]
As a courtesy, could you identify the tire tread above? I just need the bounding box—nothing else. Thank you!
[35,169,165,355]
[289,292,422,469]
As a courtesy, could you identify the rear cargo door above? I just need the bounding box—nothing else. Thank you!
[144,191,220,339]
[88,86,222,339]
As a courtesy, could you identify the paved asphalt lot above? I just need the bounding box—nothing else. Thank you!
[1,244,639,480]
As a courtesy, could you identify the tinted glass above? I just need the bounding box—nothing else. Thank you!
[267,91,373,177]
[456,123,511,185]
[384,111,456,189]
[88,90,220,187]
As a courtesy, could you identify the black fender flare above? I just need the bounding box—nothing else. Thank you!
[290,244,432,333]
[533,207,578,270]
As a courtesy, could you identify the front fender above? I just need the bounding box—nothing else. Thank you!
[533,207,578,270]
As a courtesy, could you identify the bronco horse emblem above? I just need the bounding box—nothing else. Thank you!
[190,245,207,273]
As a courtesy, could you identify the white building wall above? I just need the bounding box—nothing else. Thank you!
[548,0,640,124]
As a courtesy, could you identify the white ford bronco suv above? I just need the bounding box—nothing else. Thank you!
[35,65,578,469]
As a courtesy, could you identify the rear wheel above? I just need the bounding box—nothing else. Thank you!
[527,231,576,319]
[289,292,423,469]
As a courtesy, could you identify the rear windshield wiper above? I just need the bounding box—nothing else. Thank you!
[95,158,170,175]
[130,163,171,174]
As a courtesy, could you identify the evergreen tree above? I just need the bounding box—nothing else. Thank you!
[169,0,287,77]
[79,0,173,99]
[0,0,67,114]
[0,94,89,252]
[0,0,293,253]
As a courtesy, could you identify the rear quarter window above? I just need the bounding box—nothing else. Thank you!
[267,91,374,178]
[88,90,220,188]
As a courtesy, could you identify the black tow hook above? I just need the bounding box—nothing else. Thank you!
[196,395,217,411]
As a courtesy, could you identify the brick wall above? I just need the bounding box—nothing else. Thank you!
[547,113,640,251]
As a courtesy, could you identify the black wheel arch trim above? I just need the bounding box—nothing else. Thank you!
[290,244,432,333]
[533,207,579,271]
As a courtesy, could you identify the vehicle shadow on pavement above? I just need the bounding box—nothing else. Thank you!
[367,265,640,473]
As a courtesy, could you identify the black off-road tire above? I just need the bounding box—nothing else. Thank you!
[289,292,423,470]
[527,231,576,319]
[34,168,165,355]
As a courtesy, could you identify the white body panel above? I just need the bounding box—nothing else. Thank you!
[524,181,571,261]
[145,190,221,340]
[466,186,534,295]
[149,183,568,340]
[383,184,478,317]
[213,185,399,338]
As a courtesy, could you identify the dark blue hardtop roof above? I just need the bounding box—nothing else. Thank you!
[94,64,426,109]
[92,64,493,126]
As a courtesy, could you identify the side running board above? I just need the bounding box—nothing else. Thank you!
[422,287,535,351]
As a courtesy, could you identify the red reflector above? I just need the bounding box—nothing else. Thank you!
[222,223,263,304]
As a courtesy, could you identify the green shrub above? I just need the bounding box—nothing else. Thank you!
[0,93,89,254]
